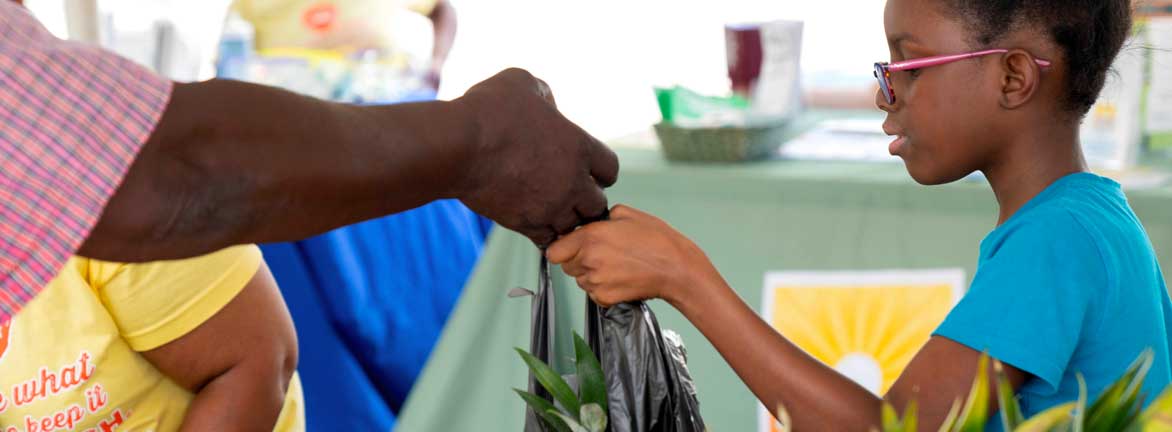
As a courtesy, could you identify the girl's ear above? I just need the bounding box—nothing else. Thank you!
[998,49,1043,110]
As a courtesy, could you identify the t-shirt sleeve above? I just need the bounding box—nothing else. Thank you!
[934,211,1106,394]
[0,2,172,322]
[90,245,263,351]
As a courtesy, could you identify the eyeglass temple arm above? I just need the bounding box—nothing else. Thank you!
[887,49,1052,71]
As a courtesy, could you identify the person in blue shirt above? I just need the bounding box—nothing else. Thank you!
[546,0,1171,429]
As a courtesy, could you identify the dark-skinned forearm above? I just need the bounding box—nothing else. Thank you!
[78,79,475,262]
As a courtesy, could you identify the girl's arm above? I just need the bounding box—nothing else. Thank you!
[548,205,1027,430]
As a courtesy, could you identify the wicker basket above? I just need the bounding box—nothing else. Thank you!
[654,121,789,162]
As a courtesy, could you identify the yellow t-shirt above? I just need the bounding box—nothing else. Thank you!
[0,246,304,432]
[232,0,439,53]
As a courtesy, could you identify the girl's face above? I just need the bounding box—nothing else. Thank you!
[879,0,1005,185]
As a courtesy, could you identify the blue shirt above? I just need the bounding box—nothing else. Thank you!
[935,173,1172,427]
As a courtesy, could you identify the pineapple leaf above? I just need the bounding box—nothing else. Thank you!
[995,360,1025,430]
[1123,349,1155,399]
[1140,386,1172,428]
[1014,402,1075,432]
[953,354,990,432]
[882,402,902,432]
[1087,350,1154,432]
[776,403,793,432]
[1073,374,1087,432]
[1111,352,1155,431]
[548,409,591,432]
[1088,381,1129,431]
[515,389,573,432]
[573,332,608,413]
[904,399,919,432]
[580,403,607,432]
[938,399,962,432]
[517,348,582,421]
[1107,390,1145,432]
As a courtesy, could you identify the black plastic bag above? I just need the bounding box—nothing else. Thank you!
[522,255,706,432]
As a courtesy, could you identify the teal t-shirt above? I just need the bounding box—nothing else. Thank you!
[934,173,1172,427]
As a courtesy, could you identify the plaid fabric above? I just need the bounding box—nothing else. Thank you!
[0,2,172,322]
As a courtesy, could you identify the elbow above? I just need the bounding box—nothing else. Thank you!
[255,347,297,414]
[243,261,300,411]
[268,300,300,407]
[267,337,299,419]
[275,334,299,400]
[235,331,299,419]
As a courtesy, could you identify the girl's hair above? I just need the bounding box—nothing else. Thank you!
[941,0,1132,116]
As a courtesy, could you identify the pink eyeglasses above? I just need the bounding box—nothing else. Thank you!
[874,49,1052,105]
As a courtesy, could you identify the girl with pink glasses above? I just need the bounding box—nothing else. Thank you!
[549,0,1168,430]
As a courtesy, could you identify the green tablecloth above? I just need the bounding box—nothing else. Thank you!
[397,141,1172,431]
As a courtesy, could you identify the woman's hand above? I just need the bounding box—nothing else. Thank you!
[546,205,721,309]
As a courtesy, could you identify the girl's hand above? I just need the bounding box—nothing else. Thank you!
[547,205,722,308]
[550,208,1030,431]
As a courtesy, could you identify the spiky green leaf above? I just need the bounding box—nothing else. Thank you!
[996,360,1025,431]
[1087,350,1153,432]
[904,400,919,432]
[1073,374,1088,432]
[548,410,591,432]
[517,348,582,420]
[1015,402,1076,432]
[515,389,573,432]
[882,402,902,432]
[1109,391,1146,432]
[573,332,608,413]
[1124,350,1156,398]
[938,399,962,432]
[776,403,792,432]
[1140,386,1172,430]
[1089,382,1130,431]
[953,354,990,432]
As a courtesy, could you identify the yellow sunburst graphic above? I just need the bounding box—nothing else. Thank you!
[759,270,964,432]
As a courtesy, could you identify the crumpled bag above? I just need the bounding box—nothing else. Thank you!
[521,255,706,432]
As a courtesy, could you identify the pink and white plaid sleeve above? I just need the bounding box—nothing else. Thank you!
[0,2,172,322]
